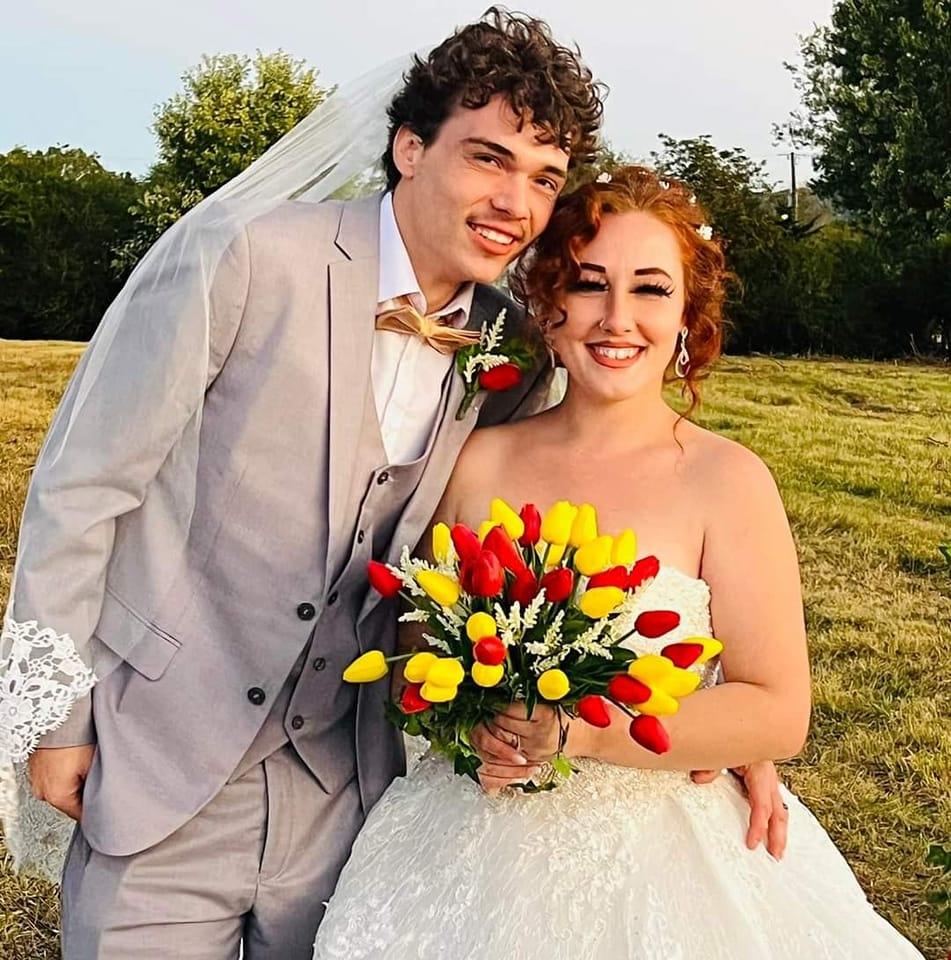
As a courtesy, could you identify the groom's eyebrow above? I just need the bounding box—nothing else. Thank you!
[462,138,567,180]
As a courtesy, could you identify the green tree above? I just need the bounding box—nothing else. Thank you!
[0,147,140,340]
[787,0,951,244]
[115,51,329,270]
[651,135,799,353]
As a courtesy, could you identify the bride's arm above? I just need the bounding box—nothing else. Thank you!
[567,443,811,771]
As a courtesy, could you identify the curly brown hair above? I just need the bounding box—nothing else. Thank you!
[511,165,731,414]
[383,7,605,191]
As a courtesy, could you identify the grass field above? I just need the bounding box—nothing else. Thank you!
[1,340,949,959]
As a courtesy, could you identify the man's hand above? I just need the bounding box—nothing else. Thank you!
[28,745,96,821]
[692,760,788,859]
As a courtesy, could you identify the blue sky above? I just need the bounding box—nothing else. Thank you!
[2,0,833,188]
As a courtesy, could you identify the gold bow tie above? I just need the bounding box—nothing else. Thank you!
[375,297,481,356]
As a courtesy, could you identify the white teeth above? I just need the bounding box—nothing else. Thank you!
[473,225,515,245]
[593,345,641,361]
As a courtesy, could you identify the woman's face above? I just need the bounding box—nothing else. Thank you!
[548,210,687,404]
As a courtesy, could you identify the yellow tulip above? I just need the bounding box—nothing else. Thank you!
[574,535,615,576]
[540,501,578,546]
[660,667,701,698]
[683,636,724,664]
[490,498,525,540]
[579,586,626,619]
[537,668,570,701]
[637,689,680,717]
[431,522,452,564]
[612,529,637,566]
[420,682,459,703]
[404,652,438,684]
[543,543,567,568]
[478,520,498,543]
[426,658,465,687]
[416,570,461,607]
[343,650,389,683]
[628,654,675,684]
[569,503,599,548]
[466,612,497,642]
[472,662,505,687]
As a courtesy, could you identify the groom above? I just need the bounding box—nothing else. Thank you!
[11,9,783,959]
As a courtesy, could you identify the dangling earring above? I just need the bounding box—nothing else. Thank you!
[674,328,690,379]
[544,337,559,370]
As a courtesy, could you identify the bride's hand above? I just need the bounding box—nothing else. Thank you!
[692,761,789,860]
[470,721,541,794]
[488,703,575,765]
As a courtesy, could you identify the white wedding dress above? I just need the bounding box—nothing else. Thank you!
[313,567,924,959]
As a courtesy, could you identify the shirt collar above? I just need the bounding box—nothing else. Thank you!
[377,192,475,325]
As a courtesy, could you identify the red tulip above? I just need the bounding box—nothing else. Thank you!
[508,569,540,606]
[539,567,574,603]
[607,673,651,705]
[479,362,522,392]
[628,555,660,590]
[483,525,528,575]
[635,610,681,639]
[464,550,505,598]
[518,503,541,546]
[400,683,432,715]
[473,636,507,666]
[576,695,612,728]
[629,715,671,754]
[367,560,402,598]
[587,565,630,590]
[661,642,704,669]
[451,524,483,564]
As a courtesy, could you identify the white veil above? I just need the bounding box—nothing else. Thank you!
[1,49,425,801]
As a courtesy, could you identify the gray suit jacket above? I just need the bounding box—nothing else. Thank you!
[11,194,551,856]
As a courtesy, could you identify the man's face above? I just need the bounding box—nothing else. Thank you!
[392,95,570,292]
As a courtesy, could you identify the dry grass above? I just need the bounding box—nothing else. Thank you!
[1,342,949,958]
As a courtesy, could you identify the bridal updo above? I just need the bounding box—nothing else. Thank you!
[512,165,731,414]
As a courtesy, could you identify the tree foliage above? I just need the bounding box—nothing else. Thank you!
[0,147,140,340]
[114,51,329,270]
[787,0,951,243]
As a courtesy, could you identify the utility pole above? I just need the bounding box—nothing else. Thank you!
[788,124,798,223]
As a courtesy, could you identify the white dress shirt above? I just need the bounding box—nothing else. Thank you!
[373,193,475,465]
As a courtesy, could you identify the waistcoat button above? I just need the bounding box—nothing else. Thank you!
[377,471,390,485]
[313,657,327,671]
[247,687,266,706]
[297,602,316,620]
[291,715,305,731]
[327,591,339,606]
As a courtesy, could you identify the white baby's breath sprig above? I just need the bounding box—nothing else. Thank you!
[698,224,714,241]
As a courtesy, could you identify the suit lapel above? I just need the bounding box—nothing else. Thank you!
[356,290,505,628]
[325,194,382,586]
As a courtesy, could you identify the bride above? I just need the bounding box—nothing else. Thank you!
[312,166,924,958]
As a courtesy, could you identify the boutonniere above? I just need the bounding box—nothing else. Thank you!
[455,309,537,420]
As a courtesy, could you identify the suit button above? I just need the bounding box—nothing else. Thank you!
[377,471,390,485]
[291,715,305,731]
[247,687,266,706]
[297,602,316,621]
[312,657,327,671]
[327,591,339,606]
[357,530,365,544]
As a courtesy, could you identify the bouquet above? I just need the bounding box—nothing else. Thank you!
[344,498,722,786]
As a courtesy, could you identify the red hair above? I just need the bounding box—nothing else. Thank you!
[511,164,731,414]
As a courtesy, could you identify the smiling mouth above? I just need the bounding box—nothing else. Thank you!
[467,222,519,247]
[588,344,646,363]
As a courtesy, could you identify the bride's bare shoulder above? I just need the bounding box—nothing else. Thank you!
[682,421,782,511]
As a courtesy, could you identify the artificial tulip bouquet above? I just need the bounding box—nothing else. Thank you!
[344,499,722,789]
